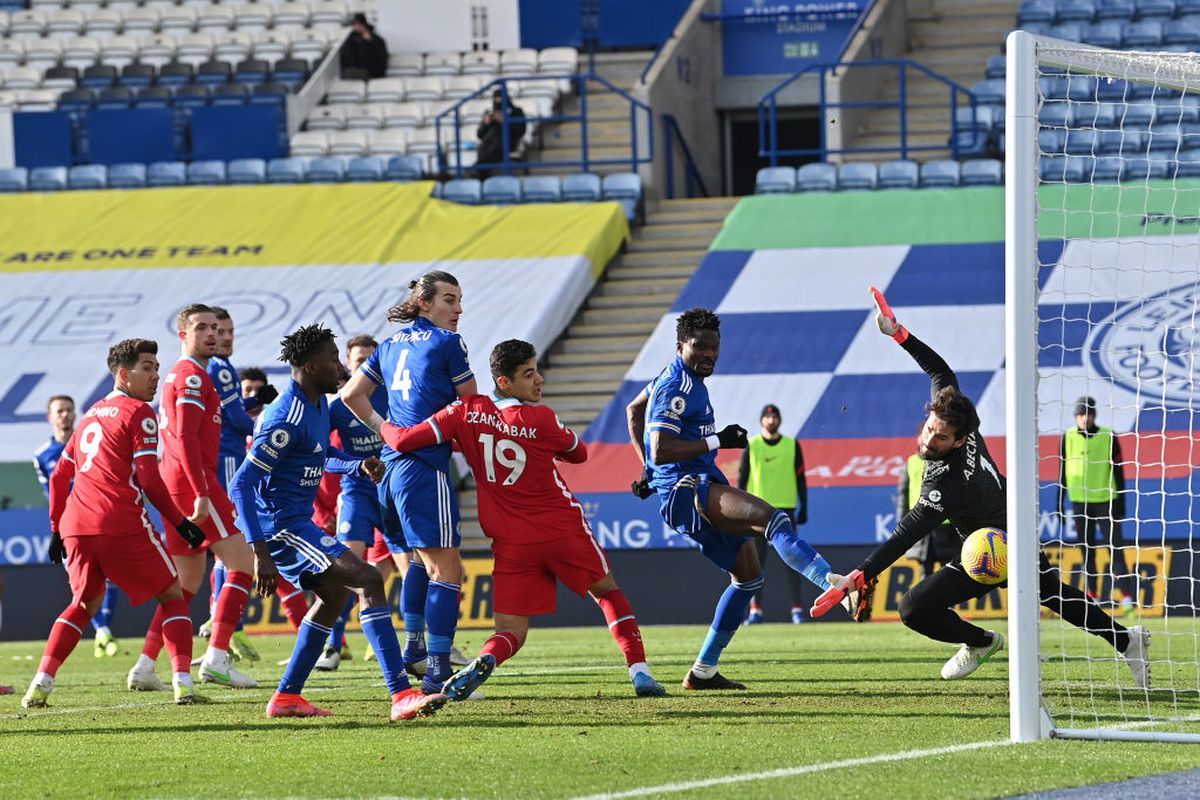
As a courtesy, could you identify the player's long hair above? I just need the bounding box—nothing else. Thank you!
[387,271,459,324]
[928,386,980,439]
[279,324,336,367]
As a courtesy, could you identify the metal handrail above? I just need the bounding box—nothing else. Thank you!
[756,59,981,164]
[433,73,653,179]
[661,113,709,199]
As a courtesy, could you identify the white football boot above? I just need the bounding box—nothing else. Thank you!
[941,631,1004,680]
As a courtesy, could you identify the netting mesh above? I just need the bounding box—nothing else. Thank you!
[1033,38,1200,736]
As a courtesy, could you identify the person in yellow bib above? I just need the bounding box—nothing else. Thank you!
[736,404,809,624]
[1057,396,1133,615]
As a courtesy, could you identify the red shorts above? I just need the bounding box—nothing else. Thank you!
[65,530,178,607]
[165,486,239,555]
[491,532,611,617]
[366,529,392,565]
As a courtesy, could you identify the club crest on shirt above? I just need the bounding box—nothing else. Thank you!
[270,429,290,448]
[320,536,337,548]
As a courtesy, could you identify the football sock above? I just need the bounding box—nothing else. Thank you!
[276,577,309,631]
[327,594,357,653]
[480,632,521,667]
[142,589,194,661]
[401,560,429,658]
[160,598,194,674]
[765,510,832,590]
[693,576,761,676]
[38,604,92,677]
[91,582,120,632]
[425,580,460,683]
[360,606,410,695]
[595,589,648,669]
[210,570,252,652]
[277,619,330,695]
[211,560,226,617]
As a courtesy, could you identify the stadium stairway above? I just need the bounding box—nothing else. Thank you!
[846,0,1022,160]
[457,194,740,543]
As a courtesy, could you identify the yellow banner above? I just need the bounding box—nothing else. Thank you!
[0,183,628,273]
[242,555,495,635]
[870,545,1171,621]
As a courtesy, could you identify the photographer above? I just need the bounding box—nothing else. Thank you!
[476,88,527,177]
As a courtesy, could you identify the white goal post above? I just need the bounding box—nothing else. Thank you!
[1006,29,1200,744]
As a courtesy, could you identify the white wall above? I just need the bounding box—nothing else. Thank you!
[0,107,13,169]
[375,0,519,53]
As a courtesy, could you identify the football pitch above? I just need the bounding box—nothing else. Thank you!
[2,620,1199,799]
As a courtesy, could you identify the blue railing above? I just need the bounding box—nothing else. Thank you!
[434,73,652,179]
[757,59,981,164]
[661,114,708,199]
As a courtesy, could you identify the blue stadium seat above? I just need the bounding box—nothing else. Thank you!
[1070,102,1118,128]
[954,106,993,157]
[81,64,117,90]
[919,160,960,187]
[267,157,306,183]
[108,163,147,189]
[196,60,233,86]
[234,59,270,87]
[442,178,482,204]
[1038,128,1067,153]
[307,157,346,183]
[1163,18,1200,44]
[188,160,227,185]
[1134,0,1175,18]
[482,175,522,204]
[1120,101,1157,126]
[1017,0,1057,24]
[1097,128,1143,153]
[347,155,385,182]
[1122,20,1164,47]
[1049,22,1086,39]
[250,83,289,107]
[754,166,796,194]
[68,164,108,190]
[561,173,601,202]
[147,161,186,187]
[878,159,919,189]
[1040,102,1070,127]
[30,166,68,192]
[1064,128,1101,155]
[1040,155,1090,182]
[1096,78,1149,101]
[795,162,837,191]
[97,87,134,109]
[1155,96,1200,127]
[271,58,308,91]
[985,54,1006,80]
[1180,0,1200,14]
[228,158,267,184]
[135,87,173,108]
[1174,149,1200,176]
[1084,20,1125,46]
[212,84,249,106]
[837,162,877,190]
[174,85,210,108]
[1090,156,1121,180]
[1095,0,1136,18]
[120,63,155,89]
[59,88,95,112]
[1121,155,1173,179]
[1058,0,1098,21]
[385,154,423,181]
[971,79,1007,105]
[522,175,561,202]
[0,167,28,192]
[960,159,1003,186]
[602,173,644,221]
[158,62,194,88]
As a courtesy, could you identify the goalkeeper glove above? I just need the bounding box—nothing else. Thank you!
[631,467,654,500]
[716,424,748,450]
[48,531,66,564]
[175,519,206,549]
[869,286,909,344]
[811,569,876,622]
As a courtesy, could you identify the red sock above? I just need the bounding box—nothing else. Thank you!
[276,577,309,632]
[38,604,92,677]
[159,598,194,674]
[142,589,193,661]
[596,589,646,668]
[480,631,521,667]
[210,571,252,651]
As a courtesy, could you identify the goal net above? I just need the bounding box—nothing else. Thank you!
[1006,30,1200,743]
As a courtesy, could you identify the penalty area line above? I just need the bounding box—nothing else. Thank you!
[566,739,1016,800]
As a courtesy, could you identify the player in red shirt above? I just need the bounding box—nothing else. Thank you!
[130,303,257,692]
[380,339,666,699]
[22,339,208,708]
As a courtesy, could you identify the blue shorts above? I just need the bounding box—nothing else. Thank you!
[337,480,383,545]
[266,519,349,588]
[380,456,459,551]
[659,473,747,573]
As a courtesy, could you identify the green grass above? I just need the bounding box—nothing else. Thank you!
[2,620,1199,799]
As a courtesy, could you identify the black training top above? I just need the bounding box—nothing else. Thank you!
[858,333,1007,580]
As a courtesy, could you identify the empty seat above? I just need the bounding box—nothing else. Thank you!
[43,66,79,90]
[482,174,521,204]
[326,79,366,104]
[960,159,1003,185]
[521,174,560,202]
[1174,148,1200,176]
[4,66,40,91]
[271,58,309,90]
[252,32,291,65]
[1164,18,1200,45]
[138,35,179,69]
[366,77,406,104]
[120,63,156,89]
[387,52,424,77]
[602,172,642,220]
[382,101,425,127]
[919,160,961,187]
[347,155,385,182]
[81,65,118,90]
[234,58,271,86]
[561,172,601,202]
[197,59,232,85]
[250,82,289,106]
[198,5,235,31]
[228,158,267,184]
[30,166,68,192]
[307,156,345,182]
[9,10,47,38]
[18,89,62,111]
[345,104,384,129]
[176,32,215,68]
[985,54,1006,80]
[424,51,462,76]
[173,84,210,107]
[838,162,878,190]
[754,166,796,194]
[1049,22,1085,39]
[123,7,161,34]
[386,154,424,181]
[1058,0,1098,21]
[64,37,105,70]
[236,4,274,30]
[158,62,195,87]
[1123,20,1164,47]
[328,130,368,156]
[58,88,95,110]
[0,41,25,68]
[215,31,253,62]
[290,30,330,63]
[1017,0,1056,24]
[795,162,837,191]
[187,160,226,185]
[1039,154,1089,182]
[971,79,1006,105]
[267,157,306,183]
[1134,0,1176,17]
[538,47,578,75]
[290,130,329,157]
[97,86,134,108]
[878,160,919,189]
[442,178,482,204]
[25,37,64,71]
[0,166,28,192]
[212,83,249,105]
[403,76,443,101]
[1095,0,1136,17]
[500,48,537,75]
[462,50,500,76]
[444,75,484,100]
[108,163,147,189]
[273,2,312,30]
[307,105,347,130]
[406,127,440,155]
[369,129,410,156]
[135,86,173,107]
[1083,20,1124,46]
[160,6,198,33]
[311,0,348,28]
[68,164,107,190]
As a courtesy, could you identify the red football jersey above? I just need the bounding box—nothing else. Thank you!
[427,395,589,544]
[56,391,163,537]
[160,356,220,496]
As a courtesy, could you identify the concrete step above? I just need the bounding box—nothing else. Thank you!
[636,221,723,240]
[596,277,687,296]
[542,378,623,397]
[853,131,952,149]
[587,293,675,310]
[658,196,740,214]
[565,320,657,339]
[578,304,669,324]
[617,249,707,268]
[554,334,650,353]
[626,235,713,253]
[534,142,636,160]
[546,348,642,367]
[605,263,696,281]
[543,364,630,383]
[907,28,1013,49]
[542,393,613,413]
[649,208,732,225]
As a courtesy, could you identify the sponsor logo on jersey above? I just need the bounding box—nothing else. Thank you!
[269,429,290,448]
[185,374,203,390]
[669,395,687,415]
[928,489,941,502]
[218,369,233,385]
[141,417,157,434]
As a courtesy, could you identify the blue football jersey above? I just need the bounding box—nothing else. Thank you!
[360,315,473,469]
[208,355,255,462]
[329,384,387,492]
[643,356,725,493]
[32,436,66,498]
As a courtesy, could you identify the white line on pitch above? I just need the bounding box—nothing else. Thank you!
[565,739,1016,800]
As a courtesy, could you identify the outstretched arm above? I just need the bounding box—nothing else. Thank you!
[858,504,946,580]
[871,286,959,395]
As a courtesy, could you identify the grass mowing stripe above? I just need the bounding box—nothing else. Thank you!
[565,739,1016,800]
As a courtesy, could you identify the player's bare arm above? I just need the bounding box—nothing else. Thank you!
[340,371,385,434]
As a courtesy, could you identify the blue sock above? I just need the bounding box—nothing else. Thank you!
[765,510,832,590]
[425,580,460,683]
[327,594,356,652]
[360,606,411,696]
[91,581,120,631]
[278,619,331,695]
[401,561,429,658]
[697,577,761,667]
[212,561,227,620]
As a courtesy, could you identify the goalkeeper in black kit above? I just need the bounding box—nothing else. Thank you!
[812,288,1150,689]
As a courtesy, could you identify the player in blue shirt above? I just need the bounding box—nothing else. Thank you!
[626,308,840,690]
[230,324,447,721]
[340,270,476,691]
[33,394,124,659]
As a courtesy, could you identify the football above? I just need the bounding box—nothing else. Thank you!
[961,527,1008,585]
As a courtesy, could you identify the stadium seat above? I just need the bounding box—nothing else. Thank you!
[366,78,406,104]
[197,60,233,86]
[960,159,1003,185]
[1095,0,1136,18]
[1059,0,1098,20]
[1122,20,1164,47]
[161,5,198,33]
[1083,20,1125,46]
[236,5,274,31]
[329,130,368,156]
[267,157,307,183]
[462,50,501,76]
[1134,0,1176,18]
[367,129,409,157]
[272,58,309,91]
[1123,154,1173,179]
[442,178,482,204]
[561,172,601,202]
[308,105,348,131]
[274,2,313,30]
[878,159,919,189]
[290,130,328,157]
[1017,0,1056,24]
[81,65,118,90]
[251,83,290,107]
[1040,154,1090,182]
[444,75,485,101]
[119,63,156,90]
[838,163,878,190]
[1157,95,1200,124]
[404,76,444,102]
[795,162,837,191]
[97,87,134,109]
[971,79,1007,106]
[345,105,385,130]
[985,54,1006,80]
[326,79,366,104]
[522,174,561,202]
[919,160,961,187]
[59,88,95,111]
[43,66,79,91]
[108,162,147,189]
[501,49,538,75]
[174,84,210,108]
[754,166,796,194]
[0,166,28,192]
[187,160,227,186]
[539,47,578,74]
[307,157,345,183]
[1174,148,1200,176]
[290,30,332,64]
[98,36,138,70]
[147,161,186,187]
[123,7,161,34]
[198,4,235,31]
[347,155,386,182]
[386,154,424,181]
[138,35,178,70]
[1088,156,1121,181]
[68,164,108,190]
[226,158,267,185]
[1120,101,1158,126]
[954,106,993,157]
[30,166,68,192]
[158,62,195,88]
[212,84,249,106]
[235,59,271,87]
[424,51,462,76]
[482,175,522,204]
[1049,22,1085,40]
[602,172,643,220]
[387,52,425,77]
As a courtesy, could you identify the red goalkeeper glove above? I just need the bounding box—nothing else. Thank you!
[869,286,909,344]
[810,569,876,622]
